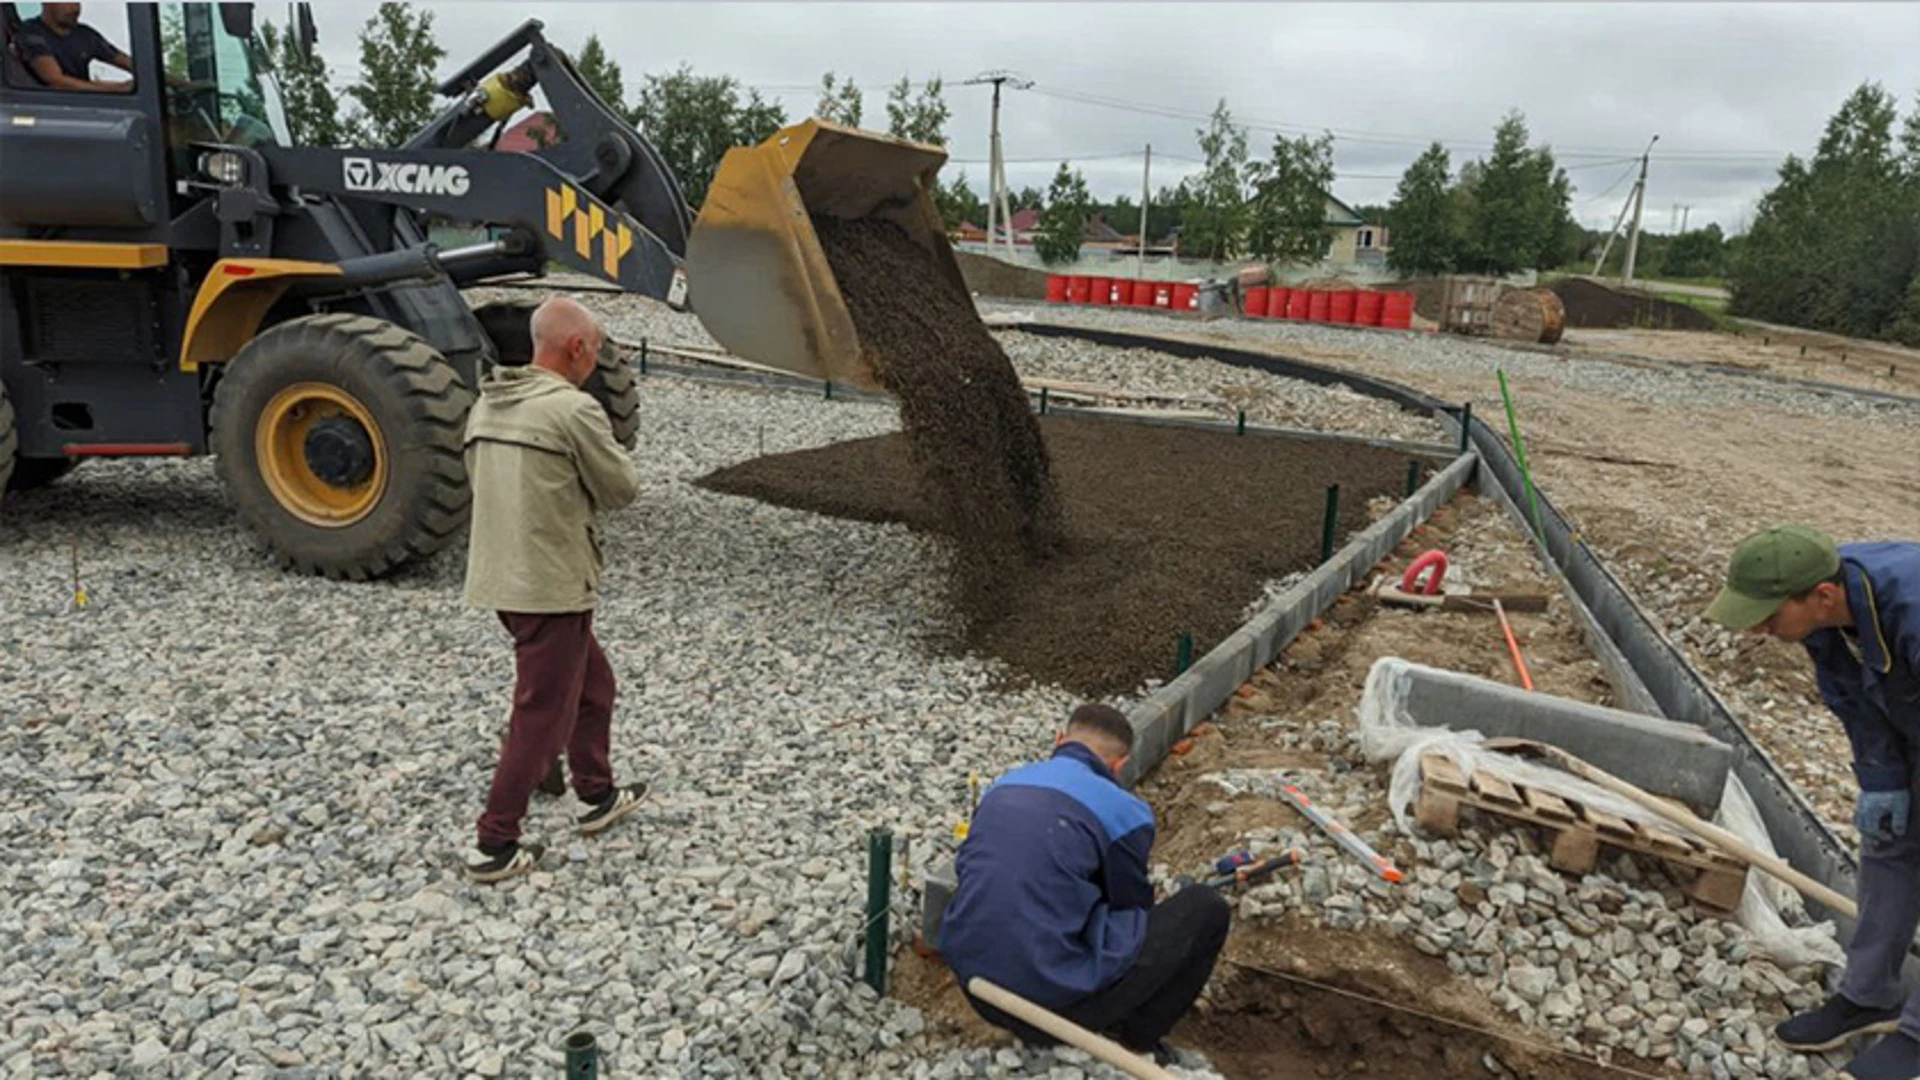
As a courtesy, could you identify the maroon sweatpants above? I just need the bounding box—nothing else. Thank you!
[477,610,616,848]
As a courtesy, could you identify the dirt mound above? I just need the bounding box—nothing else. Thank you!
[813,216,1063,619]
[699,417,1418,696]
[1189,932,1675,1079]
[1549,278,1716,332]
[953,249,1053,301]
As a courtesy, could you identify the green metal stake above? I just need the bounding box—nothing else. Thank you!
[564,1031,598,1080]
[863,828,893,996]
[1406,459,1421,497]
[638,339,648,376]
[1039,386,1049,415]
[1175,632,1194,676]
[824,379,834,401]
[1236,410,1246,435]
[1320,484,1341,562]
[1457,401,1473,454]
[1496,369,1545,541]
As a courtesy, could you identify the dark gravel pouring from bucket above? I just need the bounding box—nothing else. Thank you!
[810,215,1063,617]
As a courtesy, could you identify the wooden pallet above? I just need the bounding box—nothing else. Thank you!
[1415,752,1750,911]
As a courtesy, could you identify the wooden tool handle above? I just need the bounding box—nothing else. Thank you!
[965,978,1179,1080]
[1486,737,1858,920]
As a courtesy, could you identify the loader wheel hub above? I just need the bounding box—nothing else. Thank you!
[256,383,388,527]
[304,417,376,487]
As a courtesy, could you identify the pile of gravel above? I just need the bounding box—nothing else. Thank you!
[3,377,1153,1077]
[1196,720,1835,1080]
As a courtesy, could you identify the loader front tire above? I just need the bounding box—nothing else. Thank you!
[471,299,640,450]
[211,314,473,580]
[0,380,16,495]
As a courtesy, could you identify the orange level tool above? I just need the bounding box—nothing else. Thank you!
[1278,782,1404,884]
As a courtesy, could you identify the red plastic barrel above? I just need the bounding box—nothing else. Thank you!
[1046,275,1068,304]
[1244,286,1270,318]
[1355,290,1385,327]
[1285,289,1310,320]
[1382,291,1416,329]
[1266,287,1293,319]
[1110,279,1129,305]
[1089,277,1113,306]
[1131,280,1155,306]
[1067,276,1091,304]
[1329,290,1357,324]
[1172,283,1198,311]
[1306,290,1330,322]
[1153,282,1173,308]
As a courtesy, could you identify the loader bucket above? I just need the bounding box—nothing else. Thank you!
[686,119,962,391]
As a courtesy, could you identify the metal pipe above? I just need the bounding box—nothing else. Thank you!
[1406,459,1421,496]
[1175,631,1194,676]
[863,829,893,995]
[564,1031,597,1080]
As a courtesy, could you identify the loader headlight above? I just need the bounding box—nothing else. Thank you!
[198,150,246,186]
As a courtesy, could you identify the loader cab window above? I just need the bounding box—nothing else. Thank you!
[159,2,288,151]
[5,2,134,91]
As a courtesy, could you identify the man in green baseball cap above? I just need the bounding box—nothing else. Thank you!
[1706,526,1920,1080]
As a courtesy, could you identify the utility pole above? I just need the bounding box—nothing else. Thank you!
[964,70,1030,260]
[1679,204,1693,233]
[1622,134,1658,285]
[1137,144,1151,279]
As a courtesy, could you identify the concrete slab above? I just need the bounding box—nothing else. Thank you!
[1376,659,1732,812]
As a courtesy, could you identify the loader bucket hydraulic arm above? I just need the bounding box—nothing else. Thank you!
[259,146,682,300]
[686,119,961,390]
[410,18,693,268]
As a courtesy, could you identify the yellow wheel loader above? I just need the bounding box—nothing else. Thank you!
[0,3,953,578]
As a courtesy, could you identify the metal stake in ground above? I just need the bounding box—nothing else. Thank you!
[564,1031,598,1080]
[1320,484,1341,562]
[1495,369,1545,541]
[1174,631,1194,676]
[863,828,893,994]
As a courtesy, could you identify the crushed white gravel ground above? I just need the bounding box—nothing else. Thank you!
[2,380,1183,1078]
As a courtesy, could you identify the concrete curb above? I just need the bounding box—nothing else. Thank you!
[1116,450,1481,788]
[1374,659,1732,810]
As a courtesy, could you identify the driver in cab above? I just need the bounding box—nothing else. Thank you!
[16,3,133,93]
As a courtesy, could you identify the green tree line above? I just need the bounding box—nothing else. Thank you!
[1731,83,1920,345]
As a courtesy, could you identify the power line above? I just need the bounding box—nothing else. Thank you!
[1020,82,1792,161]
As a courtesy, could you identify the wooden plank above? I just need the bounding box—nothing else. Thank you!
[1421,753,1469,793]
[1549,827,1600,874]
[1579,804,1639,841]
[1470,771,1525,808]
[1687,867,1749,912]
[1521,786,1578,823]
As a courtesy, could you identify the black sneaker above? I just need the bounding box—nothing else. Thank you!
[1843,1032,1920,1080]
[465,840,545,884]
[577,782,648,835]
[1777,993,1902,1052]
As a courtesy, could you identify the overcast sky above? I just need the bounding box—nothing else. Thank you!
[244,3,1920,233]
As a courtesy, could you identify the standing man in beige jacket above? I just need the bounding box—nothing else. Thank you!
[462,297,645,883]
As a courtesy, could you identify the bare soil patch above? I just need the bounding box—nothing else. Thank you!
[698,416,1425,696]
[1549,279,1716,332]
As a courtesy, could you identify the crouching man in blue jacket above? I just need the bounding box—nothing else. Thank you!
[938,704,1231,1063]
[1705,525,1920,1080]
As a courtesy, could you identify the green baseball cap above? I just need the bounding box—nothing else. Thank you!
[1704,525,1840,630]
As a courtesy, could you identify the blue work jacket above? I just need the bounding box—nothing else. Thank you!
[1808,542,1920,792]
[938,742,1156,1008]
